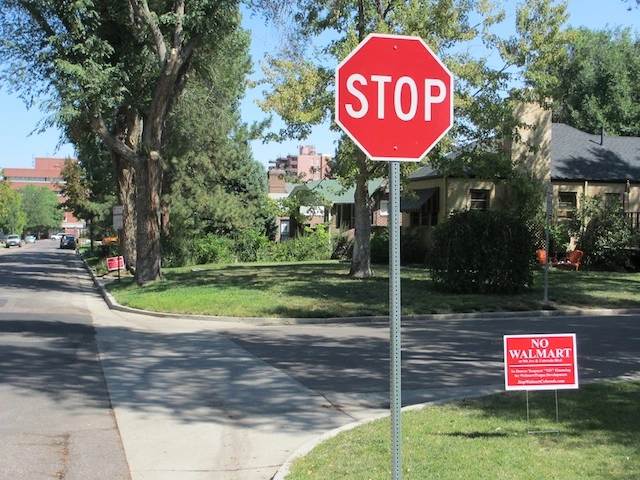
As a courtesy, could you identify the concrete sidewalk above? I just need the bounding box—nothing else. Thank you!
[89,295,365,479]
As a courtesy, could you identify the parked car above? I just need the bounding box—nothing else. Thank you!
[51,232,65,240]
[5,234,22,248]
[60,235,77,250]
[25,235,36,243]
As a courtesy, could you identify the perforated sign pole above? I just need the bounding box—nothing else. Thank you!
[335,33,453,480]
[389,160,402,479]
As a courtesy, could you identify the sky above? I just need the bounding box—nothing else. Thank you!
[0,0,637,172]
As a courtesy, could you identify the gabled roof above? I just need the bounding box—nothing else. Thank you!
[552,123,640,182]
[408,164,439,180]
[289,178,386,204]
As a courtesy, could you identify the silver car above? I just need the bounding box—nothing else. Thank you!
[5,234,21,248]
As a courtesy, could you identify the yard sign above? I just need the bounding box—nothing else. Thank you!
[504,333,579,391]
[107,256,125,271]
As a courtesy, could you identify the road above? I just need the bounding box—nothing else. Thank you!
[0,240,130,480]
[216,312,640,409]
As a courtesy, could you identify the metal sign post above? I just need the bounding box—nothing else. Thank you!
[544,182,552,304]
[389,160,402,480]
[334,34,454,480]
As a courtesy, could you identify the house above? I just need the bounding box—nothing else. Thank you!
[403,103,640,241]
[2,157,85,236]
[287,178,388,235]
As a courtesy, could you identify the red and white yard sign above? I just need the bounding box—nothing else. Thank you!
[107,256,125,271]
[504,333,579,391]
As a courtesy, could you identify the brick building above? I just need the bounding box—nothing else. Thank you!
[2,157,84,235]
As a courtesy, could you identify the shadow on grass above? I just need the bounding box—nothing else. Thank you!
[456,381,640,448]
[106,261,640,318]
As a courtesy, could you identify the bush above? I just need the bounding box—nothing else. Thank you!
[230,230,270,262]
[370,228,389,264]
[193,234,235,264]
[331,229,353,261]
[429,209,535,294]
[370,227,427,265]
[571,195,634,270]
[257,225,333,262]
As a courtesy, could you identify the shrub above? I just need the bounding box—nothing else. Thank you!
[370,227,427,265]
[429,209,535,294]
[370,228,389,264]
[193,234,235,264]
[571,195,634,270]
[258,225,333,262]
[331,229,353,261]
[230,230,270,262]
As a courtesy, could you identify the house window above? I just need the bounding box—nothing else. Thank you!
[605,192,623,208]
[470,189,490,211]
[380,200,389,216]
[410,193,439,226]
[336,204,355,229]
[558,192,577,220]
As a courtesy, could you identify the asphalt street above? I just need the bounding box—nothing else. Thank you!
[0,240,130,480]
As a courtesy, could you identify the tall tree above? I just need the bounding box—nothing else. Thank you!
[162,27,270,247]
[18,184,64,234]
[58,157,116,251]
[543,27,640,136]
[0,0,242,285]
[254,0,569,277]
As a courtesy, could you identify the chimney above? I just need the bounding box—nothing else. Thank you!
[600,126,604,146]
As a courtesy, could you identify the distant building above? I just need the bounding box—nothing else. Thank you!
[3,157,84,235]
[268,145,332,183]
[267,146,333,240]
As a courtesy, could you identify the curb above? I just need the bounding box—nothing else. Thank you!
[82,256,640,325]
[271,384,506,480]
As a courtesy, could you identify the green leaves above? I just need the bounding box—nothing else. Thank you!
[429,209,536,294]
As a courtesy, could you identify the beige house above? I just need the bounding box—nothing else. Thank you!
[402,103,640,240]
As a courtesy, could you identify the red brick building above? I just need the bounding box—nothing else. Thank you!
[2,157,84,235]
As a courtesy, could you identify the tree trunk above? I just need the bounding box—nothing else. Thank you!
[121,165,137,272]
[349,152,374,278]
[134,151,163,285]
[109,107,141,274]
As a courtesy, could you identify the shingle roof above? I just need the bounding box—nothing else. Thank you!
[551,123,640,182]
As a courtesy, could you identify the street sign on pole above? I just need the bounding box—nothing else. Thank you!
[335,33,454,480]
[113,205,124,230]
[336,33,454,162]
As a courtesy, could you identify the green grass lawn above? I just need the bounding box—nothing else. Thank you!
[285,381,640,479]
[103,260,640,318]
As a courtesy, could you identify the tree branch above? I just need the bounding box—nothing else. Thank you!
[89,109,137,166]
[172,0,185,50]
[129,0,167,64]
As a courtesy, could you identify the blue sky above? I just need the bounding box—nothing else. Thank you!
[0,0,637,171]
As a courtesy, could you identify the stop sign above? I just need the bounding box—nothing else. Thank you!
[335,33,453,161]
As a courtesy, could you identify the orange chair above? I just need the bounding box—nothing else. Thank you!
[556,249,584,271]
[536,249,547,266]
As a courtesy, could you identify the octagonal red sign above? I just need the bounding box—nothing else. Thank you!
[335,33,454,161]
